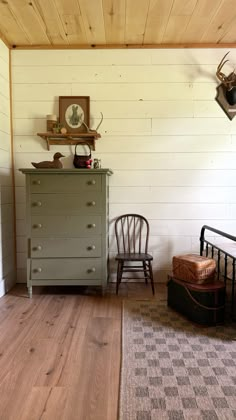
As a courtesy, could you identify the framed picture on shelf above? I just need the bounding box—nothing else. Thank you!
[59,96,90,133]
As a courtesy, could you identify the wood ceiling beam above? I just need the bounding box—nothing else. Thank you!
[9,42,236,50]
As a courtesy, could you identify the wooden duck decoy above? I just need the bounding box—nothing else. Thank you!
[31,152,65,169]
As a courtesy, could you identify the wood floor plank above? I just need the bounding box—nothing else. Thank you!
[63,316,119,420]
[0,283,164,419]
[18,387,68,420]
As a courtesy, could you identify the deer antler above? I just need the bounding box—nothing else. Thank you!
[80,112,103,133]
[216,51,236,90]
[95,112,103,131]
[81,120,90,133]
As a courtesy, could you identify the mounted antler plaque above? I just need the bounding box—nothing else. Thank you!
[216,52,236,120]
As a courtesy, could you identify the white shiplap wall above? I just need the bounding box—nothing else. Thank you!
[0,40,15,295]
[11,48,236,283]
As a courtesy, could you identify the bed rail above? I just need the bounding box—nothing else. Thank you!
[200,225,236,320]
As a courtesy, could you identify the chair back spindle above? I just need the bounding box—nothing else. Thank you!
[115,214,149,254]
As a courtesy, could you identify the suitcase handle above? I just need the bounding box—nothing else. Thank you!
[184,287,225,311]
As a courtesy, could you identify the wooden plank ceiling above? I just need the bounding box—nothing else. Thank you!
[0,0,236,49]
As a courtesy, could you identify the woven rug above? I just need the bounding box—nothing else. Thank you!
[119,300,236,420]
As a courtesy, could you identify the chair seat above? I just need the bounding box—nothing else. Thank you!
[115,253,153,262]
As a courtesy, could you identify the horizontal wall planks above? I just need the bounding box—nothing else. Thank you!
[11,49,236,66]
[12,101,59,119]
[0,95,10,116]
[100,153,236,170]
[0,113,11,134]
[108,170,236,187]
[13,101,195,120]
[0,74,10,99]
[13,134,236,153]
[110,186,236,203]
[0,149,11,169]
[109,203,234,220]
[13,82,195,101]
[12,48,236,284]
[12,116,236,136]
[12,64,220,84]
[96,136,235,152]
[0,40,9,60]
[11,98,224,118]
[0,132,11,151]
[12,83,72,101]
[152,118,236,135]
[0,57,9,81]
[12,99,227,119]
[13,117,151,135]
[13,151,236,171]
[147,219,236,237]
[0,168,14,186]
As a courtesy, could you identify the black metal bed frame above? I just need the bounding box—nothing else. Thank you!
[200,225,236,320]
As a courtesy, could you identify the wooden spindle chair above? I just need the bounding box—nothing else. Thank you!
[114,214,155,294]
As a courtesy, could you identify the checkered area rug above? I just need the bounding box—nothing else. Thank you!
[119,300,236,420]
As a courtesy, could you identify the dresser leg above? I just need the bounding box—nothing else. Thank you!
[28,287,32,298]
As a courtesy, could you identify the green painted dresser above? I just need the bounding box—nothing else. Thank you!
[19,168,113,297]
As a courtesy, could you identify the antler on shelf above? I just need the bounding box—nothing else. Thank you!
[81,112,103,133]
[95,112,103,131]
[81,120,91,133]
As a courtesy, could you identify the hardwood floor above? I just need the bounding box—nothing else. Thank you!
[0,283,166,420]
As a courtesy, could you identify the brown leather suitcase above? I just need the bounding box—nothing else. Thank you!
[172,253,216,284]
[167,276,225,325]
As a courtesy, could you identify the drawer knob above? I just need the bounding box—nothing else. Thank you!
[33,180,41,185]
[88,245,96,250]
[33,245,42,251]
[33,223,42,229]
[34,268,42,273]
[88,180,96,185]
[88,267,96,273]
[87,223,96,228]
[88,201,96,206]
[33,201,42,207]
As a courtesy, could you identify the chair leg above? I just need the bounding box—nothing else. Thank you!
[148,261,155,295]
[116,261,120,294]
[143,261,148,284]
[116,261,123,295]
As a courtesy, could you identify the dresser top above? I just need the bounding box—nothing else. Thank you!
[19,168,113,175]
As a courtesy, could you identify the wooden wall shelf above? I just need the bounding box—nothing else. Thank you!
[37,132,101,151]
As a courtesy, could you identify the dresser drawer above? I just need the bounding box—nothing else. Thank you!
[31,215,101,237]
[30,192,102,215]
[31,258,102,280]
[31,237,102,258]
[30,174,101,193]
